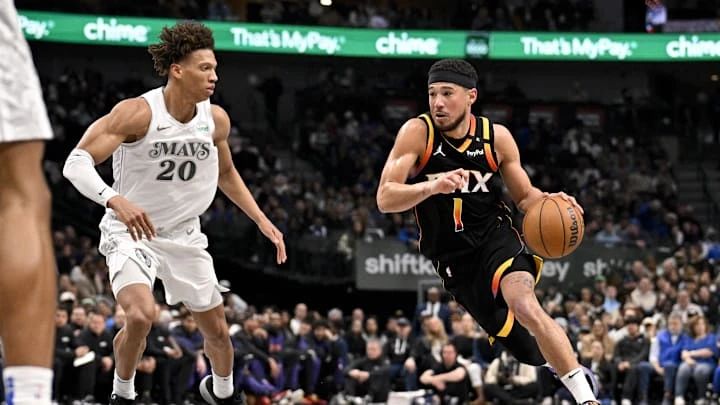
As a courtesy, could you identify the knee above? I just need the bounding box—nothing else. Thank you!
[693,365,711,379]
[203,323,230,346]
[124,305,153,336]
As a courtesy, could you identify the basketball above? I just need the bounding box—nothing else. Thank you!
[522,196,585,259]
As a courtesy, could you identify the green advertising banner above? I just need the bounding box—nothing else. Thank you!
[16,10,466,58]
[489,32,720,61]
[18,10,720,61]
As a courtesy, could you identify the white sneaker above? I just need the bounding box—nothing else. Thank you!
[673,397,685,405]
[541,397,553,405]
[290,389,305,402]
[621,399,632,405]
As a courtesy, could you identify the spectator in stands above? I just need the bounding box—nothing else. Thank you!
[234,316,279,402]
[75,312,114,402]
[290,303,308,336]
[414,288,451,335]
[674,316,717,405]
[70,306,89,335]
[673,291,703,323]
[171,313,206,403]
[283,319,323,402]
[419,343,471,405]
[385,317,417,391]
[411,317,448,377]
[482,348,537,405]
[579,318,616,362]
[308,319,345,401]
[602,285,622,323]
[696,286,720,328]
[631,277,659,317]
[615,308,650,405]
[345,319,367,361]
[581,341,615,405]
[53,307,79,403]
[363,316,384,346]
[449,313,485,404]
[341,339,392,403]
[643,312,689,405]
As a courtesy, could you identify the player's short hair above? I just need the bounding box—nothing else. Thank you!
[148,21,215,76]
[427,59,478,89]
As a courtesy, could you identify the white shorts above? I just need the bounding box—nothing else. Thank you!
[0,4,53,143]
[98,215,227,312]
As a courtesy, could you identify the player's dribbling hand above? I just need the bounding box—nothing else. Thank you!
[546,192,584,215]
[258,218,287,264]
[107,195,157,241]
[429,168,469,195]
[645,0,661,8]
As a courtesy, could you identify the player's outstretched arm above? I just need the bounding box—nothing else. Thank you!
[63,98,157,241]
[377,118,468,213]
[211,104,287,264]
[494,124,582,214]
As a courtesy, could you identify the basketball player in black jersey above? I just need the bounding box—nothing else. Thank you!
[376,59,600,405]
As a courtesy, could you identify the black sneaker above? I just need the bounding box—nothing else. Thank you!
[109,393,136,404]
[199,375,244,405]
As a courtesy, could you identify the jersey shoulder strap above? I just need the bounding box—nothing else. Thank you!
[477,115,500,172]
[409,113,435,178]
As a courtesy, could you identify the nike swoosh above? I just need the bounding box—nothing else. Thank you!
[99,187,106,196]
[157,125,171,131]
[568,370,581,379]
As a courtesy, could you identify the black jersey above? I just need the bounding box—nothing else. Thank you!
[409,113,512,261]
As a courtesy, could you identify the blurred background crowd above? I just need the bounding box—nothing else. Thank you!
[4,0,720,404]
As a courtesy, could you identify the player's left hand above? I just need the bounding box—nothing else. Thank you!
[258,218,287,264]
[547,192,584,215]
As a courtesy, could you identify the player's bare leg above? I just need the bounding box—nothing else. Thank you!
[501,271,598,404]
[0,140,56,404]
[112,282,156,401]
[194,305,238,403]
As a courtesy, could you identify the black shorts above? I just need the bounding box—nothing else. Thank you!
[432,225,543,341]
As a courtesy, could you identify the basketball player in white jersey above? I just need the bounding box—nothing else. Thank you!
[0,1,57,404]
[63,22,286,405]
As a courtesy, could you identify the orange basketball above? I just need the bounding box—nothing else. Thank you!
[522,195,585,259]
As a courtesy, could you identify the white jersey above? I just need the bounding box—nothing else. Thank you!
[0,0,53,142]
[105,87,219,230]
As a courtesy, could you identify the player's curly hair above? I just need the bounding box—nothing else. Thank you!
[428,59,478,87]
[148,21,215,77]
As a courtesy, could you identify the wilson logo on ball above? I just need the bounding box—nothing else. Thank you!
[567,206,580,248]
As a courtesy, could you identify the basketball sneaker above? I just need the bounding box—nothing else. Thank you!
[109,393,136,405]
[199,375,245,405]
